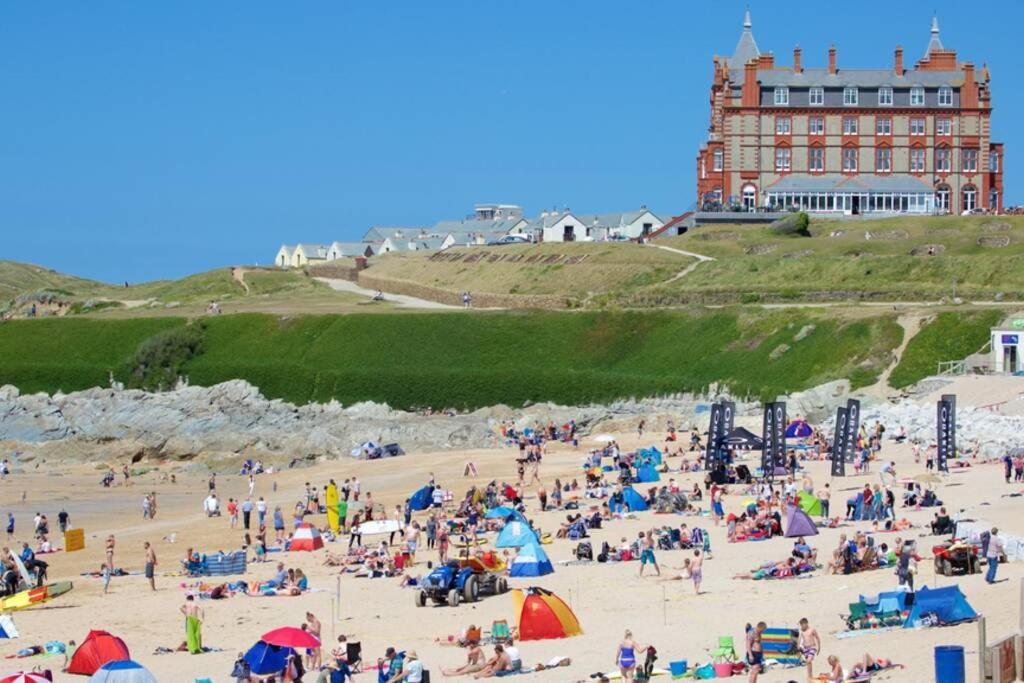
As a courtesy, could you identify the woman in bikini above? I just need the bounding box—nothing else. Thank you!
[616,629,641,682]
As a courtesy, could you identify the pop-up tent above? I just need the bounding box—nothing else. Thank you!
[637,447,663,465]
[635,464,660,483]
[784,505,818,538]
[796,492,823,517]
[87,659,158,683]
[903,586,978,627]
[509,542,554,578]
[0,614,17,639]
[609,487,648,514]
[721,427,764,450]
[408,485,434,512]
[496,521,540,548]
[289,524,324,552]
[485,506,516,519]
[847,585,977,630]
[67,630,131,676]
[512,587,582,641]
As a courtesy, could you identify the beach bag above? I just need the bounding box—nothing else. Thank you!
[694,662,716,679]
[575,542,593,561]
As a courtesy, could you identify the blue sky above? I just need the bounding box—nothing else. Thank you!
[1,1,1020,282]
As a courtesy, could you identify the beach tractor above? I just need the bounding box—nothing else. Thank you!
[932,540,980,577]
[416,561,480,607]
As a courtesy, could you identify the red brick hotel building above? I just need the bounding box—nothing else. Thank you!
[696,12,1004,215]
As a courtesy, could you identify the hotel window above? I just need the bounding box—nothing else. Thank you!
[808,116,825,135]
[938,86,953,106]
[936,147,951,172]
[878,87,893,106]
[910,118,926,136]
[775,146,792,172]
[936,118,952,136]
[910,86,925,106]
[774,87,790,106]
[876,118,892,136]
[842,117,858,135]
[875,148,892,173]
[713,149,723,172]
[809,87,824,106]
[910,148,926,173]
[809,147,825,172]
[990,152,1000,173]
[842,147,858,173]
[963,148,978,172]
[775,117,791,135]
[843,87,859,106]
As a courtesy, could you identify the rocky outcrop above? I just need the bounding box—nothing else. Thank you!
[0,381,752,468]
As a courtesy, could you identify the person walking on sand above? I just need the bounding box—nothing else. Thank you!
[306,611,322,669]
[746,622,766,683]
[798,618,820,679]
[105,535,115,572]
[690,549,704,594]
[986,527,1005,584]
[616,630,641,683]
[637,532,660,577]
[242,497,253,530]
[181,595,203,654]
[144,541,157,591]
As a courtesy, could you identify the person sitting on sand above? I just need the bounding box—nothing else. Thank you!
[818,655,845,683]
[848,653,893,677]
[658,558,692,582]
[441,642,485,676]
[472,644,511,679]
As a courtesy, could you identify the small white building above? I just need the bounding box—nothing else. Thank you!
[326,241,375,260]
[292,243,329,267]
[991,315,1024,373]
[275,245,295,268]
[576,208,664,240]
[530,211,593,242]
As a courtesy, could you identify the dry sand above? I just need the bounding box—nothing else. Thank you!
[2,400,1023,682]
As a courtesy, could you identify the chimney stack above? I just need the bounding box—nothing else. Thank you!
[828,45,837,74]
[894,46,904,75]
[793,46,802,73]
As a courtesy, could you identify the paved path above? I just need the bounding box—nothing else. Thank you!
[315,277,460,309]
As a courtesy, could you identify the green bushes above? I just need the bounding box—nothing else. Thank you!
[122,322,206,391]
[888,310,1004,388]
[769,212,811,237]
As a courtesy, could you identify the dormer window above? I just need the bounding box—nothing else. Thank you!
[809,87,824,106]
[878,87,893,106]
[938,86,953,106]
[774,87,789,106]
[843,87,859,106]
[910,87,925,106]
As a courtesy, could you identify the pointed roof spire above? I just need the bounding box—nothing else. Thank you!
[926,13,944,56]
[729,8,760,74]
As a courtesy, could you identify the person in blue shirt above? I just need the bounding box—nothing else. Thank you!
[20,542,34,564]
[6,513,13,541]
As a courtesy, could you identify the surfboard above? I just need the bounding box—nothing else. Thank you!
[357,519,401,536]
[0,581,73,611]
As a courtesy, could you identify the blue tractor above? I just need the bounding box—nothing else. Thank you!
[416,560,482,607]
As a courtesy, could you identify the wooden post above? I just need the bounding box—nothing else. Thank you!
[979,616,988,682]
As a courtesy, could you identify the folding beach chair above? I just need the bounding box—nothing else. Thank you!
[711,635,736,662]
[345,641,363,672]
[490,620,511,641]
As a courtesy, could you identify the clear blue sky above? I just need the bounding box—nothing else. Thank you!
[2,1,1020,282]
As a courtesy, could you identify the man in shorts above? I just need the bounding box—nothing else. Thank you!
[637,532,660,577]
[798,617,820,679]
[746,622,766,682]
[144,541,157,591]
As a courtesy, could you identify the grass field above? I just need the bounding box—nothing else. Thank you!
[888,310,1005,389]
[0,309,904,408]
[363,242,691,301]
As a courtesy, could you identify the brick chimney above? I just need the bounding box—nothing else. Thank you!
[828,45,837,74]
[793,46,802,73]
[742,60,759,107]
[894,46,904,75]
[757,53,775,69]
[962,62,978,108]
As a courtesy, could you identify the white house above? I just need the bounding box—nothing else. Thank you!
[576,209,664,240]
[275,245,295,268]
[326,241,375,260]
[530,211,594,243]
[378,236,448,254]
[291,243,329,267]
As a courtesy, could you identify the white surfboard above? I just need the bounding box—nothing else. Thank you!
[357,519,401,536]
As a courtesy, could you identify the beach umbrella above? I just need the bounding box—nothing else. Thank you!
[244,641,295,676]
[785,420,813,438]
[0,674,51,683]
[260,626,321,649]
[485,506,516,519]
[88,659,158,683]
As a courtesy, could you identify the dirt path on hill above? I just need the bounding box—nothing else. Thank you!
[231,267,251,294]
[862,311,929,398]
[315,277,461,309]
[644,243,715,284]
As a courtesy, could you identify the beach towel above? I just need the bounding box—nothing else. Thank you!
[186,616,202,654]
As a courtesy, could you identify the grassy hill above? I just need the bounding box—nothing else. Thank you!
[0,309,903,408]
[0,261,112,300]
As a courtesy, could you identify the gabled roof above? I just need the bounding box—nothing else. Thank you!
[295,243,329,258]
[328,241,370,255]
[363,226,432,242]
[277,244,295,254]
[574,210,663,230]
[527,213,580,230]
[433,217,526,235]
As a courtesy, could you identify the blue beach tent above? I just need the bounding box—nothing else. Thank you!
[610,487,648,513]
[244,642,296,676]
[509,541,554,577]
[496,520,540,548]
[635,464,661,483]
[408,485,434,512]
[903,586,978,627]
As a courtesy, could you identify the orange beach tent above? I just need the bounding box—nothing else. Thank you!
[511,587,582,641]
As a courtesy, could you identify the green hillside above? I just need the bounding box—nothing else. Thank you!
[0,310,903,408]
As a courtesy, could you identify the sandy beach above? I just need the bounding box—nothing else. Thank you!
[1,391,1022,683]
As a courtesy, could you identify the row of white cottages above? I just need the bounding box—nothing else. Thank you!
[275,206,665,268]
